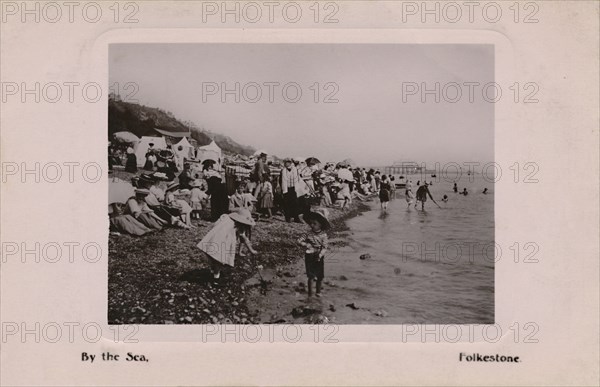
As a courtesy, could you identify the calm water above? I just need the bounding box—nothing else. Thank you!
[321,175,494,324]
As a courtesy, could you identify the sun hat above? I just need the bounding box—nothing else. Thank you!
[134,188,150,196]
[228,208,256,227]
[304,208,331,230]
[166,182,179,192]
[283,158,293,164]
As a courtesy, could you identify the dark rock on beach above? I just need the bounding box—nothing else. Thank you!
[291,306,321,318]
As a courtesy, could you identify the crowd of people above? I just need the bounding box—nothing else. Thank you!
[110,146,490,297]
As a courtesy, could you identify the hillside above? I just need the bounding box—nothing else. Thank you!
[108,96,255,156]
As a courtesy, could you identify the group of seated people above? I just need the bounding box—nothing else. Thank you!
[109,177,210,236]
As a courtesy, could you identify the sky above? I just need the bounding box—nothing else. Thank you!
[109,43,494,166]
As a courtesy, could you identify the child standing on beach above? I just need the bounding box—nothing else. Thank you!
[189,180,208,220]
[298,208,331,297]
[256,174,274,218]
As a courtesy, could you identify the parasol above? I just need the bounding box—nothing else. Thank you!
[113,131,140,144]
[109,181,135,204]
[305,157,321,166]
[337,169,354,182]
[342,158,356,168]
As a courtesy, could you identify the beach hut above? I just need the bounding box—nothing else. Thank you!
[196,140,222,165]
[134,136,167,167]
[173,137,195,160]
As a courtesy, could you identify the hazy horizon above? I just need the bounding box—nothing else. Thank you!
[109,43,494,166]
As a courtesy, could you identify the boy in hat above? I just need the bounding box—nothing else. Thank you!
[298,208,331,297]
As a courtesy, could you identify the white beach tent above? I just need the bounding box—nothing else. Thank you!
[134,136,167,167]
[196,140,222,164]
[173,137,195,160]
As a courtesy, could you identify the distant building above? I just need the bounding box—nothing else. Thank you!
[386,161,423,175]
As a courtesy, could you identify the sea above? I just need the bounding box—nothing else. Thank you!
[322,172,495,324]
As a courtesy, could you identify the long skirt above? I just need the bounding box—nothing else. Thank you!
[144,159,154,171]
[283,188,299,221]
[210,192,229,221]
[151,205,181,224]
[136,213,163,230]
[125,155,137,173]
[297,195,310,217]
[110,215,153,236]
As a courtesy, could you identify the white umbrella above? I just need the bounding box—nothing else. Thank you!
[113,131,140,144]
[337,169,354,182]
[342,158,357,168]
[109,181,135,204]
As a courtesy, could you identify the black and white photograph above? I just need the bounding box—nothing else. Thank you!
[2,0,599,385]
[108,43,494,325]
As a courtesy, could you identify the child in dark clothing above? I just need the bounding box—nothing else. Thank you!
[298,208,331,297]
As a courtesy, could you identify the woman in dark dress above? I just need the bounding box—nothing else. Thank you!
[125,147,137,173]
[204,165,229,221]
[379,175,391,212]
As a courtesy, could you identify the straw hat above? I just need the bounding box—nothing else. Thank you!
[304,208,331,230]
[135,188,150,196]
[166,182,179,192]
[228,208,256,227]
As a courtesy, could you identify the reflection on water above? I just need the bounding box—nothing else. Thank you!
[324,176,494,324]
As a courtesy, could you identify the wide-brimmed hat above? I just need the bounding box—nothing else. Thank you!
[166,182,179,192]
[283,158,293,164]
[304,208,331,230]
[228,208,256,227]
[134,188,150,196]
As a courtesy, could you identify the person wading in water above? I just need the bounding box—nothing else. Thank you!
[414,183,440,210]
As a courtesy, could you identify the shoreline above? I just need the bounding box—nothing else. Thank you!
[108,198,373,324]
